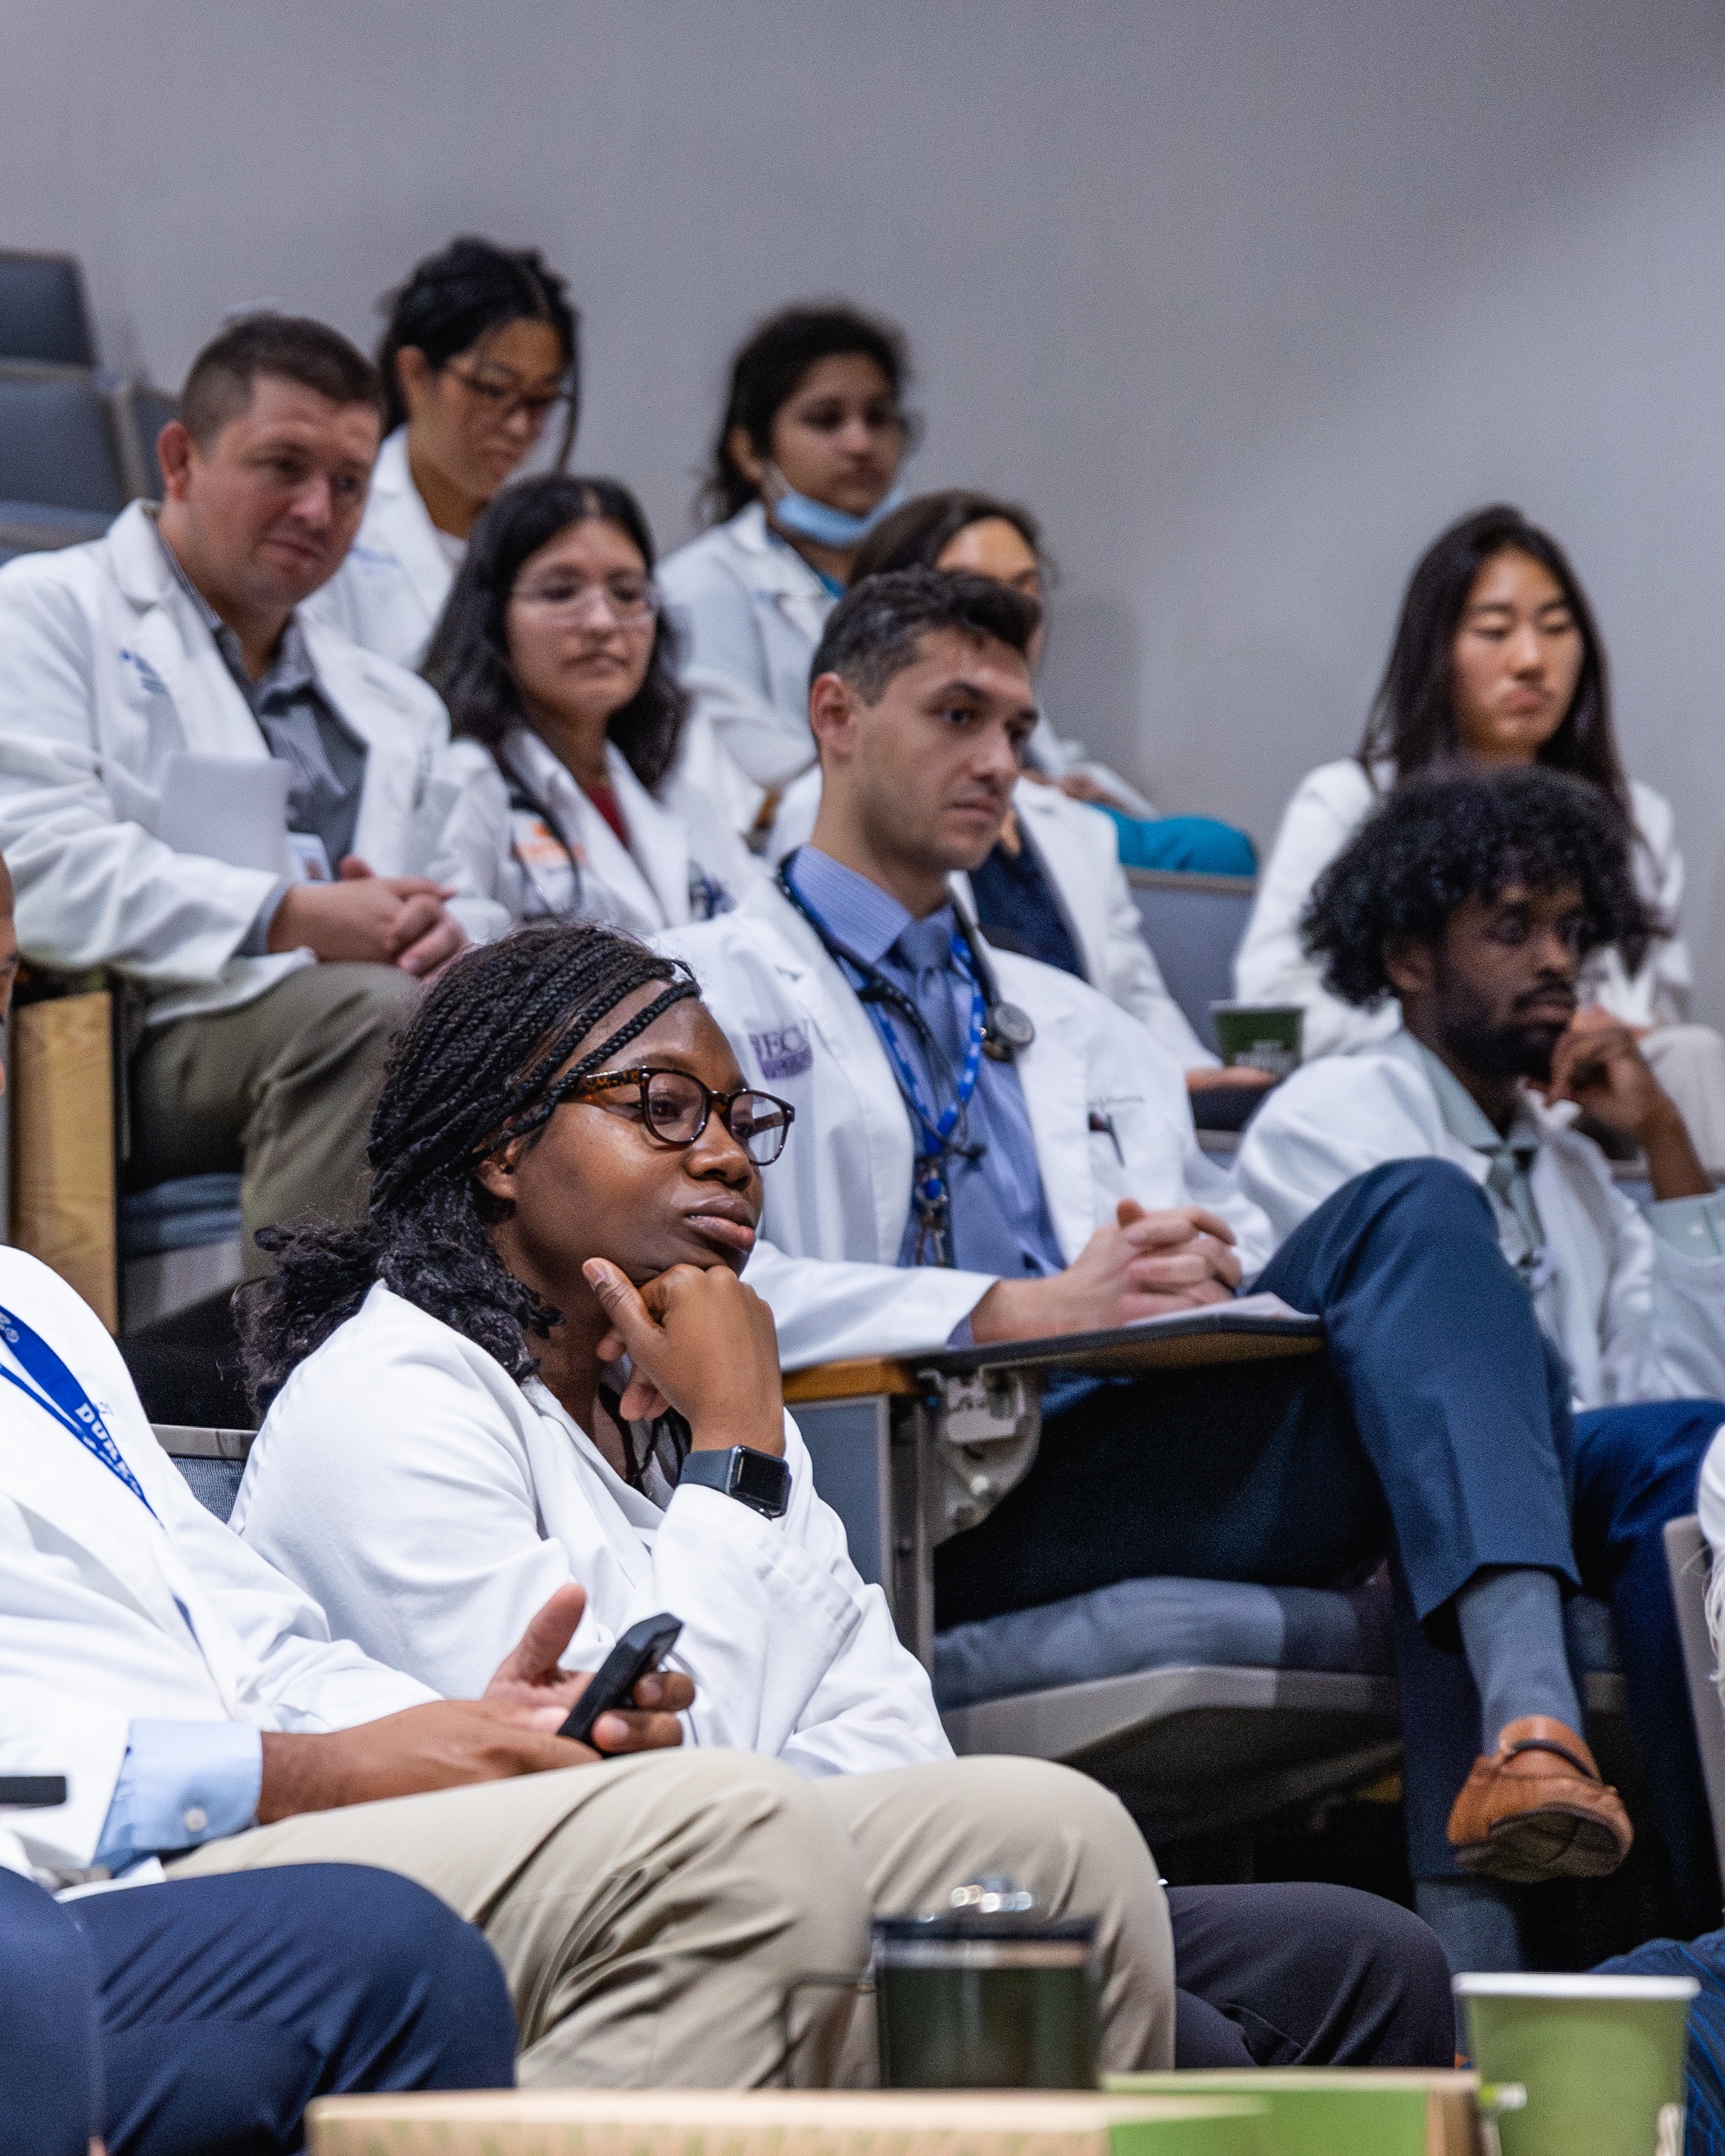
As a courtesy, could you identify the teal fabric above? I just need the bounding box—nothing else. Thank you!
[1102,809,1256,876]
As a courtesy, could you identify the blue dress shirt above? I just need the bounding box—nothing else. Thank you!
[786,848,1067,1281]
[94,1720,262,1874]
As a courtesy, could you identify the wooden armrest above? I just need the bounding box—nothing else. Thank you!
[782,1357,919,1405]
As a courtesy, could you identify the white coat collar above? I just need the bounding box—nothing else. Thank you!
[726,502,832,603]
[504,728,690,929]
[354,427,461,625]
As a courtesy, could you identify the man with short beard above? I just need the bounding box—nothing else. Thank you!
[1238,763,1725,1964]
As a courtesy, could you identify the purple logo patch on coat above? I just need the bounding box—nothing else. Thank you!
[751,1025,813,1081]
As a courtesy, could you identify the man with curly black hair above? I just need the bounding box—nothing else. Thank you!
[1238,765,1725,1963]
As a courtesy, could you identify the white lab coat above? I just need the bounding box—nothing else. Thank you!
[234,1282,948,1778]
[0,502,500,1026]
[302,427,459,671]
[1234,1029,1725,1408]
[0,1248,434,1880]
[766,770,1214,1069]
[658,503,833,834]
[1234,758,1694,1057]
[430,728,751,938]
[656,878,1271,1370]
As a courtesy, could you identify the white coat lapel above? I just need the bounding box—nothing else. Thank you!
[1013,783,1107,987]
[606,748,691,927]
[1004,966,1098,1263]
[0,1422,194,1647]
[369,430,456,629]
[107,508,271,760]
[308,630,428,868]
[743,882,916,1262]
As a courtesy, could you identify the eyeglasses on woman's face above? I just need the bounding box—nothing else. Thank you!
[560,1066,794,1166]
[444,360,572,433]
[509,572,661,630]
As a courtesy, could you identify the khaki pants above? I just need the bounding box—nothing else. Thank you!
[132,962,421,1273]
[168,1751,1174,2085]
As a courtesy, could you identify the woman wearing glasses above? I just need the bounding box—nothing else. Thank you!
[228,922,956,1775]
[227,922,1456,2075]
[307,236,579,669]
[425,474,753,938]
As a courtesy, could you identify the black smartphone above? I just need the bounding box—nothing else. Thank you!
[557,1612,684,1748]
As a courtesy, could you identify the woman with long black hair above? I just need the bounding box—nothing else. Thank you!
[308,236,578,668]
[425,475,753,937]
[1236,503,1724,1166]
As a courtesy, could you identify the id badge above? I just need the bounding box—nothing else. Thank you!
[511,810,580,916]
[285,831,333,882]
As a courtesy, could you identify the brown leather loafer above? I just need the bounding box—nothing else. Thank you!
[1447,1716,1633,1883]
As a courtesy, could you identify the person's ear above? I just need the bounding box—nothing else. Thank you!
[156,420,196,503]
[808,671,859,763]
[1382,936,1436,1000]
[726,424,768,491]
[395,347,436,421]
[474,1145,522,1205]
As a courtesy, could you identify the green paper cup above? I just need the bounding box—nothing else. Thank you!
[1208,1003,1303,1079]
[1455,1972,1695,2156]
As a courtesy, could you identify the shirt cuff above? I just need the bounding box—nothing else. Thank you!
[93,1720,262,1872]
[234,880,292,958]
[1650,1191,1725,1260]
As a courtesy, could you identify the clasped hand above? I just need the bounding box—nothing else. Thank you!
[971,1200,1240,1343]
[266,855,465,976]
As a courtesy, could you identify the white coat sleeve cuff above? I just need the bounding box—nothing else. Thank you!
[92,1720,262,1872]
[1650,1192,1725,1260]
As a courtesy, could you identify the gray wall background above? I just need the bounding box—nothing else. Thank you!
[4,0,1722,1015]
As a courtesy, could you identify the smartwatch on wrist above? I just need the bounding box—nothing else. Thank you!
[677,1444,792,1520]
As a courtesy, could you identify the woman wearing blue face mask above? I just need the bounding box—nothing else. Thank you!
[657,305,912,850]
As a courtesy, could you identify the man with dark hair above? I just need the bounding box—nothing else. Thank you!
[0,315,503,1266]
[1237,767,1725,1958]
[660,573,1687,1981]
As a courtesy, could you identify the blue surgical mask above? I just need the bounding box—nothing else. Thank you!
[765,471,906,550]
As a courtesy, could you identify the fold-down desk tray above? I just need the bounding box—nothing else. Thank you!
[782,1305,1323,1405]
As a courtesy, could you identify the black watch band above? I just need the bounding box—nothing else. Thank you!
[676,1444,792,1520]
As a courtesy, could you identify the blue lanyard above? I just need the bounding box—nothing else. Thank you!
[0,1302,158,1519]
[867,935,988,1155]
[781,865,987,1266]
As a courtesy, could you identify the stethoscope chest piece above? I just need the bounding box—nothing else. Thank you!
[983,1000,1037,1060]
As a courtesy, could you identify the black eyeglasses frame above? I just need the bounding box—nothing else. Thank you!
[560,1066,795,1165]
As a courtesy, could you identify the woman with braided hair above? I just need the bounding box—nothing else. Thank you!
[233,916,959,1779]
[230,919,1458,2079]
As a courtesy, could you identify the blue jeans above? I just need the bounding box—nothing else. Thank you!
[935,1160,1714,1903]
[0,1862,516,2154]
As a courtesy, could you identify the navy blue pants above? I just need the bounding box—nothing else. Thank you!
[1600,1929,1725,2156]
[1396,1398,1721,1915]
[0,1862,516,2155]
[936,1160,1718,1906]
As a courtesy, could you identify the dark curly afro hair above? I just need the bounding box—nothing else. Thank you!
[1299,766,1659,1010]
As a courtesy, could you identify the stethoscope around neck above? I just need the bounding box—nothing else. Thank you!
[774,851,1037,1069]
